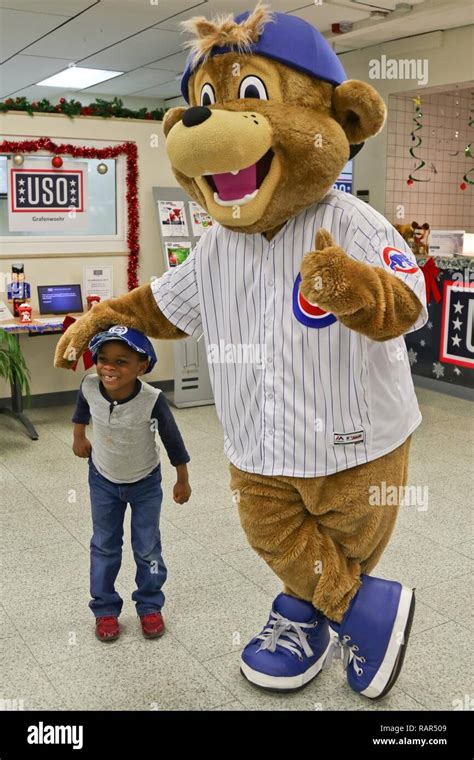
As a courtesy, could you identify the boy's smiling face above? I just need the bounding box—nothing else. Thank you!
[95,340,149,399]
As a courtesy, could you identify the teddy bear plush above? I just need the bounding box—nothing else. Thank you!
[412,222,430,257]
[55,3,428,699]
[394,222,415,246]
[395,221,430,258]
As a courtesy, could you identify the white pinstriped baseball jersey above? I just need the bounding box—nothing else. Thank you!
[151,190,427,477]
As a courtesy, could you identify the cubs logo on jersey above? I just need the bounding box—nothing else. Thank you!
[292,273,337,328]
[383,246,419,274]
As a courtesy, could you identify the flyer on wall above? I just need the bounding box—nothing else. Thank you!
[157,200,188,237]
[83,265,113,301]
[165,241,193,268]
[189,201,214,236]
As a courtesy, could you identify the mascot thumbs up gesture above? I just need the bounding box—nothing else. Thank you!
[55,3,427,700]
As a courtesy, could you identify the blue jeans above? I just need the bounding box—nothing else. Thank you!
[88,458,167,618]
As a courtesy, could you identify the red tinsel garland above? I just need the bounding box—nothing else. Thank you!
[0,137,140,290]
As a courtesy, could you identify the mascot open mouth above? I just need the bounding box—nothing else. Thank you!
[203,149,274,206]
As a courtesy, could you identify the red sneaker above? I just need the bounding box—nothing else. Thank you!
[95,615,120,641]
[140,612,165,639]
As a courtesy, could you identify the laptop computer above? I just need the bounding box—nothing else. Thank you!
[37,284,84,315]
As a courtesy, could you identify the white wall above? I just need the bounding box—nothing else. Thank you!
[340,25,474,213]
[385,89,474,229]
[0,110,180,400]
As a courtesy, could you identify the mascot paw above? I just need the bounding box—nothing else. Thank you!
[53,312,106,369]
[299,228,354,314]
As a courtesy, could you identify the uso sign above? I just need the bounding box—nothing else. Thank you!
[8,160,87,232]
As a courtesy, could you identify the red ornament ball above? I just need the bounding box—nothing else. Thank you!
[59,98,65,105]
[460,182,467,190]
[407,179,414,186]
[51,156,63,168]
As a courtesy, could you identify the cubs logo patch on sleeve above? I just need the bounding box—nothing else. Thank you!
[382,246,419,274]
[292,273,337,328]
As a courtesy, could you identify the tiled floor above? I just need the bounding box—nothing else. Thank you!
[0,386,472,711]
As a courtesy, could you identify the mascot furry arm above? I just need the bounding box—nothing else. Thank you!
[54,285,186,368]
[300,229,422,342]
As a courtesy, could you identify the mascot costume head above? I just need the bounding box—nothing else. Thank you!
[55,3,427,701]
[164,3,385,235]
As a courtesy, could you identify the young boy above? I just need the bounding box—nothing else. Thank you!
[72,325,191,642]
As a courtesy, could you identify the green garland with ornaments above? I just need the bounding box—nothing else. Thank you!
[0,95,167,121]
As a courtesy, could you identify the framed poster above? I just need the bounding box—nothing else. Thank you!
[439,280,474,369]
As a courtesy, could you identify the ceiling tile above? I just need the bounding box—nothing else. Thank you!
[83,27,182,70]
[0,54,71,98]
[0,8,70,62]
[4,83,66,100]
[0,1,92,12]
[85,67,176,95]
[23,0,181,60]
[133,79,182,99]
[145,49,189,73]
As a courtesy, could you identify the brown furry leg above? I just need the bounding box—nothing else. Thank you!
[229,436,411,625]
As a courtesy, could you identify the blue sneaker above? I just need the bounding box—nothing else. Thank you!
[240,593,331,691]
[326,575,416,700]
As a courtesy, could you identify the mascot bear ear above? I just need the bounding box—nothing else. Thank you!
[332,79,387,144]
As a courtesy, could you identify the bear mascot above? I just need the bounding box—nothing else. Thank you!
[55,3,427,699]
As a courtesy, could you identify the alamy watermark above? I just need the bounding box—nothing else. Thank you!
[207,340,267,367]
[369,481,429,512]
[369,55,429,86]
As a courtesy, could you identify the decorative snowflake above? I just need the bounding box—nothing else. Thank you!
[408,348,418,366]
[453,366,462,376]
[420,339,426,347]
[427,321,433,330]
[432,362,445,379]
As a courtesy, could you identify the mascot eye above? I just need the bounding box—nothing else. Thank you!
[200,83,216,107]
[238,76,268,100]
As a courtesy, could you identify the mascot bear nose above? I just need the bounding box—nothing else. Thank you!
[182,106,212,128]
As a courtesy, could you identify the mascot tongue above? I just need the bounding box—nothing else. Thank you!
[212,163,256,201]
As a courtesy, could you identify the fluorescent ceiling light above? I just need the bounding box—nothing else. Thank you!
[36,67,123,89]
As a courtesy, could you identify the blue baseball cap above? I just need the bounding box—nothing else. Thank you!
[89,326,157,374]
[181,10,347,103]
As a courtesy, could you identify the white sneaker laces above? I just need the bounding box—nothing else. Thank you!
[255,611,317,661]
[323,634,366,676]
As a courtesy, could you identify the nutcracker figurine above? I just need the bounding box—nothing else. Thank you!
[7,263,31,317]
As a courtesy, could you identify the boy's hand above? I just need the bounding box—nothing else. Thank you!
[173,481,191,504]
[73,437,92,458]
